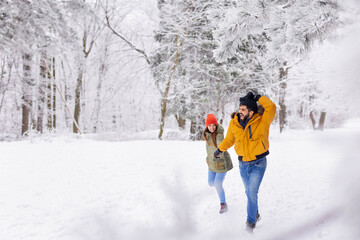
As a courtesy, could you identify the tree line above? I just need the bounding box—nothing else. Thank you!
[0,0,346,140]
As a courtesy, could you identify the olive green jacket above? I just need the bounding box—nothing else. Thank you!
[205,125,233,173]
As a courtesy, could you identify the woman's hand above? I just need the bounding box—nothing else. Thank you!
[213,149,222,158]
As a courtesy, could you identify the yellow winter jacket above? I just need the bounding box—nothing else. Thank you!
[218,96,276,162]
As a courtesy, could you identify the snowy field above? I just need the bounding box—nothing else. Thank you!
[1,120,360,240]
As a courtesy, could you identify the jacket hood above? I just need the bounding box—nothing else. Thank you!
[217,124,224,134]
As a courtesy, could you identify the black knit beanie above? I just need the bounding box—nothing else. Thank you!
[240,97,258,113]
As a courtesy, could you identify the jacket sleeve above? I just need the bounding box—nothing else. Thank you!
[218,121,235,152]
[258,96,276,128]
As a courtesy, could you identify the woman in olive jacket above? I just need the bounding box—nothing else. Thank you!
[203,114,233,214]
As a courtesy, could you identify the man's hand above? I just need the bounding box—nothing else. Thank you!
[213,149,222,158]
[245,92,255,100]
[254,94,261,102]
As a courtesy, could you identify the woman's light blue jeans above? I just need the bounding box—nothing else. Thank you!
[239,157,267,223]
[208,170,227,204]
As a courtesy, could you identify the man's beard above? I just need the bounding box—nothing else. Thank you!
[240,113,250,123]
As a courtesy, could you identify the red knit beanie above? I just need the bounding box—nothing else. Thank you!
[205,114,218,127]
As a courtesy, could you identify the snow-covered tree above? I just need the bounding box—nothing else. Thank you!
[0,0,356,140]
[169,0,228,140]
[151,0,188,139]
[152,0,245,139]
[0,0,77,135]
[213,0,341,132]
[267,0,340,132]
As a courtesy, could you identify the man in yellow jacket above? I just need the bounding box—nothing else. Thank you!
[214,91,276,232]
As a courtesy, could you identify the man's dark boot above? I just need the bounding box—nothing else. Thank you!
[245,221,256,233]
[256,211,261,222]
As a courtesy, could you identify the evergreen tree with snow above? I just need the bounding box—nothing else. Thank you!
[152,0,235,139]
[213,0,341,132]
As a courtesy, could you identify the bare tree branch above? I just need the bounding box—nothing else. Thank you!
[104,13,151,65]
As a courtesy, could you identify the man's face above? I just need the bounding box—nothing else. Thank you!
[238,105,253,122]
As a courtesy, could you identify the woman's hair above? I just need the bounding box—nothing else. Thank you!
[202,125,218,147]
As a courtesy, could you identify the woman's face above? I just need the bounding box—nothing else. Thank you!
[208,124,216,133]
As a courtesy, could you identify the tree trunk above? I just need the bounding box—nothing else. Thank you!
[158,35,184,140]
[158,79,170,140]
[190,120,196,140]
[92,37,109,133]
[298,103,304,118]
[73,68,83,133]
[21,97,30,135]
[309,111,316,130]
[61,60,71,129]
[73,30,87,134]
[92,62,105,133]
[0,60,12,117]
[72,25,98,134]
[175,113,186,129]
[46,57,53,130]
[37,54,48,133]
[21,53,33,135]
[0,57,6,115]
[278,62,288,133]
[52,57,56,129]
[112,114,117,131]
[310,111,326,130]
[318,112,326,131]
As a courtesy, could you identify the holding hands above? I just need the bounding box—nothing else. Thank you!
[213,148,222,158]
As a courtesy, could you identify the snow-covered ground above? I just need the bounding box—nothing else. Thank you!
[1,120,360,240]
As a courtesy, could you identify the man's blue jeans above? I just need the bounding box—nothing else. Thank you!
[208,170,227,204]
[239,157,267,223]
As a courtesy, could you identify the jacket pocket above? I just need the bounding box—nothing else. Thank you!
[261,141,266,150]
[213,158,226,170]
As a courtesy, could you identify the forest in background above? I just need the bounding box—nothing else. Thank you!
[1,0,359,140]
